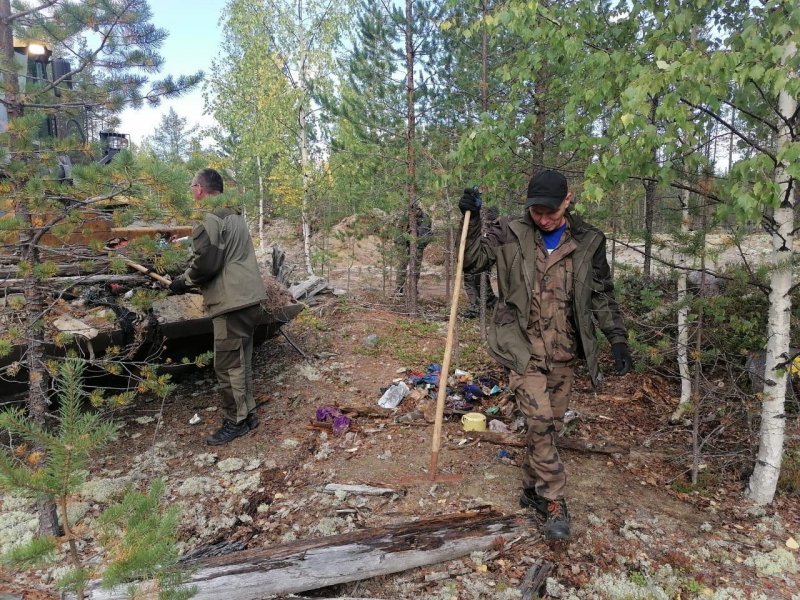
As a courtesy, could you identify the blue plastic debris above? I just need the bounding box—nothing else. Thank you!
[498,449,511,459]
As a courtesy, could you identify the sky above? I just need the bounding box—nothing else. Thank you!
[117,0,228,145]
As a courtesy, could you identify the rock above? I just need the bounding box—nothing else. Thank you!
[134,416,155,425]
[363,334,379,348]
[281,438,300,449]
[217,458,245,473]
[238,514,253,524]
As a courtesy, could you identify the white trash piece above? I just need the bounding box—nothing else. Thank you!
[377,381,410,409]
[189,413,201,425]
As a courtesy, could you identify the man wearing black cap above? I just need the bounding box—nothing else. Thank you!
[458,170,632,541]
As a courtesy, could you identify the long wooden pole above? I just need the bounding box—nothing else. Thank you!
[123,259,172,286]
[429,211,471,478]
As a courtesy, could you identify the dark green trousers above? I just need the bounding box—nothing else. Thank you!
[212,304,262,423]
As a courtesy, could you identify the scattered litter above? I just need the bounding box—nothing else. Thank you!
[489,419,510,433]
[281,438,300,449]
[461,412,487,432]
[485,406,500,415]
[377,381,409,409]
[189,413,201,425]
[408,364,441,386]
[315,406,352,435]
[498,449,511,459]
[788,537,799,550]
[396,409,425,423]
[489,384,502,395]
[564,409,578,423]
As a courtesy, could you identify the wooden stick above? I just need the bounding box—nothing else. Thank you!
[122,258,172,286]
[429,211,471,478]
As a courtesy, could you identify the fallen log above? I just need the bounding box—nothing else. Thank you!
[520,559,553,600]
[1,274,147,288]
[81,510,527,600]
[289,275,328,300]
[465,431,629,455]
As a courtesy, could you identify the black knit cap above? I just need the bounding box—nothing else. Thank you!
[525,170,568,210]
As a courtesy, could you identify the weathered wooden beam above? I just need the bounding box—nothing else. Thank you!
[322,483,400,497]
[465,431,629,455]
[520,559,554,600]
[82,510,527,600]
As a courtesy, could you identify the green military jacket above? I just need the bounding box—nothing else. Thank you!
[183,206,266,318]
[462,210,627,384]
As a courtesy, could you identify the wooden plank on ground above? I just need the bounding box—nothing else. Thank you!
[82,510,527,600]
[322,483,401,497]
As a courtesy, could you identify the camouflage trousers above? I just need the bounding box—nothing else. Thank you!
[508,362,575,500]
[212,304,262,424]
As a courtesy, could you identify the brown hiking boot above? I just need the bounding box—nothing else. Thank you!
[543,498,570,541]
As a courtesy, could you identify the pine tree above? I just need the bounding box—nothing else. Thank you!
[144,107,199,164]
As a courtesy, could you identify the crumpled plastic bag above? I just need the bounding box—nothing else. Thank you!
[316,406,352,435]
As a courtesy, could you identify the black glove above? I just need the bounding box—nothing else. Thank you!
[611,342,633,375]
[459,187,482,215]
[168,276,189,295]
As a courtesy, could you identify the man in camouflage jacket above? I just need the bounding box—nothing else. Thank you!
[170,168,266,446]
[459,170,632,541]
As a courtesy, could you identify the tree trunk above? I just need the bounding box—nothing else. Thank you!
[298,0,314,276]
[671,187,693,423]
[642,97,660,279]
[747,39,797,504]
[404,0,418,317]
[0,0,21,120]
[479,2,489,341]
[257,155,266,252]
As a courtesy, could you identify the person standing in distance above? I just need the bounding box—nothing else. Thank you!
[170,168,266,446]
[459,170,632,541]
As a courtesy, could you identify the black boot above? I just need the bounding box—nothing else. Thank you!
[519,489,548,517]
[206,419,250,446]
[543,498,570,541]
[246,412,259,430]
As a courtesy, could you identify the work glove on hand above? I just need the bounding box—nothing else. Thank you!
[168,276,189,295]
[459,187,482,215]
[611,342,633,375]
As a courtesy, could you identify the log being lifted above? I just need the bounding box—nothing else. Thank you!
[83,510,527,600]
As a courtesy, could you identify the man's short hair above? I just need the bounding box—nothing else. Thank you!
[195,168,224,194]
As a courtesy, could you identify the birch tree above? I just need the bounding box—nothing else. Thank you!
[211,0,353,275]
